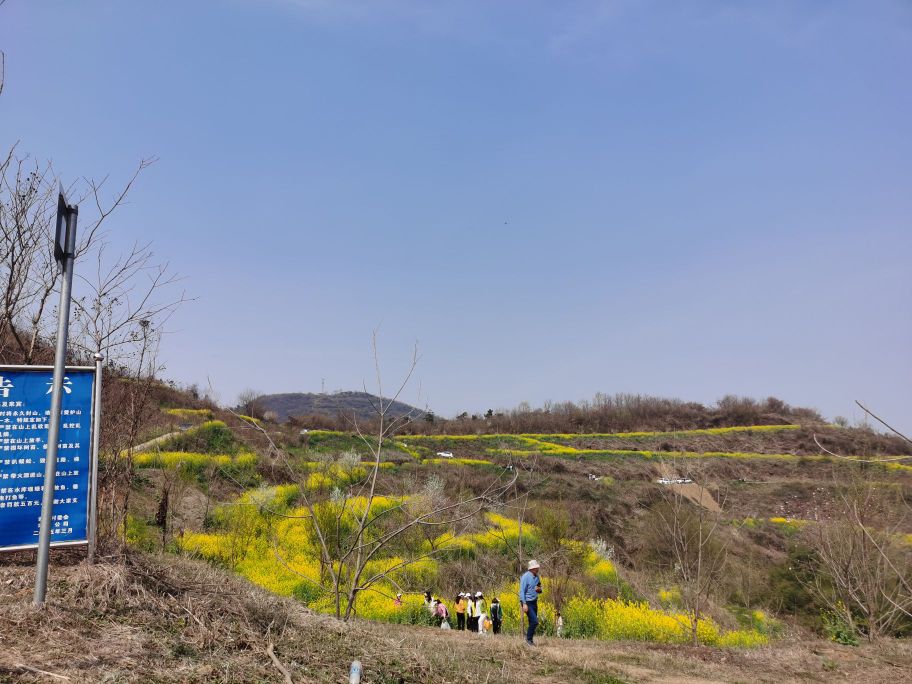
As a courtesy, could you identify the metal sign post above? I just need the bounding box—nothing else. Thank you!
[33,188,78,606]
[87,353,103,563]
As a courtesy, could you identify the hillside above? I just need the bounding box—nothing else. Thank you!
[3,554,911,683]
[255,391,424,423]
[4,396,911,683]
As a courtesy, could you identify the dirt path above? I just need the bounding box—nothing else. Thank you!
[657,465,722,512]
[130,431,179,453]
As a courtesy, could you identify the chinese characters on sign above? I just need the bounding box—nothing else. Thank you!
[0,367,96,551]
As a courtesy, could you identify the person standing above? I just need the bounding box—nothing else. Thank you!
[519,559,542,646]
[435,599,450,628]
[475,592,487,633]
[454,593,466,631]
[466,592,478,633]
[489,597,503,634]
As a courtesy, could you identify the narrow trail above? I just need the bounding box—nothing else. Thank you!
[130,431,179,453]
[657,464,722,512]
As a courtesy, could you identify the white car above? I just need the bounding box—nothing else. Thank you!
[436,451,454,458]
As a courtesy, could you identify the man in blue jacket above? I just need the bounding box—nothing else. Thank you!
[519,559,542,646]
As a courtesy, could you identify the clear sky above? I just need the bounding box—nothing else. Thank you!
[2,1,910,429]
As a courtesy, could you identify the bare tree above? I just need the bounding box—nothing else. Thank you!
[646,457,728,645]
[97,320,166,548]
[803,478,912,641]
[0,148,160,365]
[533,504,591,610]
[485,454,542,574]
[71,239,187,366]
[235,388,264,419]
[0,149,58,363]
[805,406,912,641]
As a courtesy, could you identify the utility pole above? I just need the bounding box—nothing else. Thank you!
[34,187,78,606]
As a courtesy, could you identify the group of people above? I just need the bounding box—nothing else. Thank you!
[422,589,505,634]
[409,558,548,647]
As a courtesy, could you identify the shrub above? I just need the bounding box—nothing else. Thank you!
[125,514,158,552]
[424,531,477,559]
[717,630,769,647]
[163,407,213,419]
[822,607,859,646]
[588,559,619,584]
[349,591,434,625]
[767,517,808,535]
[177,531,229,563]
[134,451,258,484]
[563,596,602,638]
[658,587,681,608]
[559,595,768,647]
[158,420,242,454]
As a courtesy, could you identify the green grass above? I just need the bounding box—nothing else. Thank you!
[157,420,245,455]
[292,429,912,474]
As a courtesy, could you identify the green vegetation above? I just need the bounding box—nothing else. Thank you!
[125,420,911,652]
[174,472,771,647]
[134,450,258,482]
[163,407,213,420]
[295,429,912,472]
[157,420,245,455]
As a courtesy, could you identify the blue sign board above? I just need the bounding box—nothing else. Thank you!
[0,366,96,551]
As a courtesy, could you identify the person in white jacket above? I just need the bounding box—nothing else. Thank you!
[475,592,487,633]
[466,593,478,632]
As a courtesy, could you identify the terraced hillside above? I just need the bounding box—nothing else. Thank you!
[120,410,912,662]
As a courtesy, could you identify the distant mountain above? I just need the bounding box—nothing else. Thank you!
[256,391,424,423]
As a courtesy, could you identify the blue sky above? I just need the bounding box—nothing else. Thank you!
[2,1,910,429]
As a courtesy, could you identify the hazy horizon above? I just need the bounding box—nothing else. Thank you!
[2,1,910,431]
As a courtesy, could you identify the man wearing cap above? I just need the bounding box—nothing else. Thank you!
[519,559,542,646]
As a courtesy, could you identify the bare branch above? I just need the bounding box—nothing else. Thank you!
[855,401,912,446]
[813,434,911,463]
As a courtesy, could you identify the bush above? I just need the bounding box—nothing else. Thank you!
[717,630,769,647]
[134,451,258,485]
[560,595,768,647]
[158,421,243,454]
[658,587,681,608]
[822,609,859,646]
[163,407,213,419]
[563,596,602,638]
[125,514,158,552]
[589,559,619,584]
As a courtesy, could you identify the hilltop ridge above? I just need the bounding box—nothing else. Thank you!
[255,390,424,423]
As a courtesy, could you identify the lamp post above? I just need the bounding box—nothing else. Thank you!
[33,186,78,606]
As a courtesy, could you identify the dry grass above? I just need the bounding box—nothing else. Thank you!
[0,553,440,683]
[2,553,911,683]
